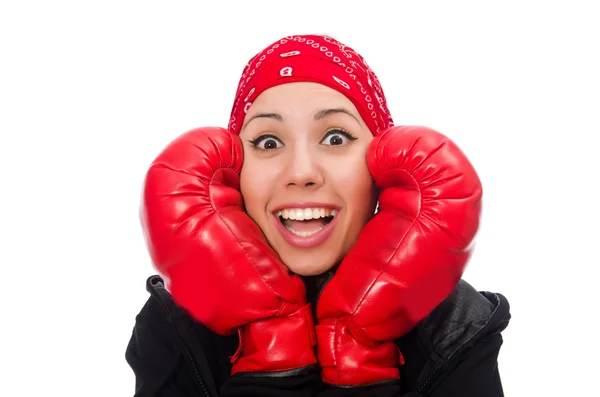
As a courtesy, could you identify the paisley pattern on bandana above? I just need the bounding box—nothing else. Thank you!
[228,34,394,135]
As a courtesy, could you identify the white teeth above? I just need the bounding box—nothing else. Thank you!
[304,208,313,219]
[275,207,338,238]
[275,207,337,220]
[286,224,326,237]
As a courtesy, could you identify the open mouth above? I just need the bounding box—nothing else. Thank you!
[276,208,337,237]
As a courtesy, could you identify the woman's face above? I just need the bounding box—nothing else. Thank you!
[239,82,378,276]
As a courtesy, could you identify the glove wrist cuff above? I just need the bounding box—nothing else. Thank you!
[231,303,317,374]
[316,318,403,386]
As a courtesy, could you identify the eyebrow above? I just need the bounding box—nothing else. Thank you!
[314,108,361,124]
[242,107,361,130]
[242,112,283,130]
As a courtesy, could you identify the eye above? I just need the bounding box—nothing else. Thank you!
[321,128,357,146]
[248,134,284,150]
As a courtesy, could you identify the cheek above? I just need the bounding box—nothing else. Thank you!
[331,154,377,228]
[333,153,374,200]
[240,155,277,218]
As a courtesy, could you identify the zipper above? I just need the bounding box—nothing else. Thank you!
[179,330,211,397]
[150,277,212,397]
[417,365,442,394]
[417,338,479,394]
[162,309,212,397]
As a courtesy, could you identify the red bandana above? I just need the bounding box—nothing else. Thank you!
[228,34,394,135]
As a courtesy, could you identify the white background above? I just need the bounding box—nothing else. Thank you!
[1,1,598,395]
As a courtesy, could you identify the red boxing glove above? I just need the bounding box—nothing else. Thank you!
[140,127,317,375]
[315,126,483,386]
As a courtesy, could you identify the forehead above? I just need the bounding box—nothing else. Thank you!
[249,82,356,111]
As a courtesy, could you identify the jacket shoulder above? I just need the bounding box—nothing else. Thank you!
[396,279,511,394]
[419,279,511,362]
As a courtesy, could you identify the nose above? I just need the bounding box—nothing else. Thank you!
[282,144,324,189]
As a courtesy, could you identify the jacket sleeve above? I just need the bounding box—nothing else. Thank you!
[317,383,403,397]
[426,332,505,397]
[219,372,323,397]
[219,333,506,397]
[220,373,402,397]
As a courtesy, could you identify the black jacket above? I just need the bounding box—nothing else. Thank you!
[126,275,510,397]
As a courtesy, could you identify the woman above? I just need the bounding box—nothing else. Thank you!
[126,34,511,396]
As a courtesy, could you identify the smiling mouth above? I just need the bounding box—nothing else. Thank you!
[276,208,337,237]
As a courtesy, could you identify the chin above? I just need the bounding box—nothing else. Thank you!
[275,238,351,276]
[282,256,338,276]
